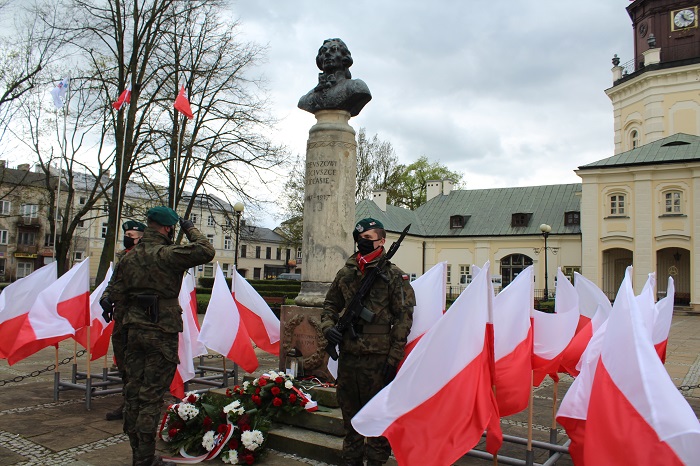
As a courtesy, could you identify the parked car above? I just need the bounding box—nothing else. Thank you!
[277,273,301,281]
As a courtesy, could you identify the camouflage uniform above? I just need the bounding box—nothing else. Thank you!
[116,225,215,466]
[321,251,415,465]
[103,249,129,383]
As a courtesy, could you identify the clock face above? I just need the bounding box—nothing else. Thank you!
[674,8,696,28]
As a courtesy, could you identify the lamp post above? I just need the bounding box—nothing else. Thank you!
[539,223,552,301]
[231,202,244,385]
[233,202,244,270]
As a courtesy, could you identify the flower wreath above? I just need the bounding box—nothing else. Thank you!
[282,314,327,372]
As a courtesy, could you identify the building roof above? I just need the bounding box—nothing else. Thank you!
[357,183,582,237]
[578,133,700,170]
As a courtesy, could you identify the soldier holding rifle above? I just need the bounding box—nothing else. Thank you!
[321,218,415,466]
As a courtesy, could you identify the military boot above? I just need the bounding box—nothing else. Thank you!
[366,461,385,466]
[150,455,177,466]
[105,401,124,421]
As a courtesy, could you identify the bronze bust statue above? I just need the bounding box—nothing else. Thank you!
[298,38,371,117]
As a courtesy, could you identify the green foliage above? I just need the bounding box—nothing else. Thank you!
[385,156,463,209]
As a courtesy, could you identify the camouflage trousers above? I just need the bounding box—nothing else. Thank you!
[123,328,179,463]
[336,352,391,463]
[111,317,127,381]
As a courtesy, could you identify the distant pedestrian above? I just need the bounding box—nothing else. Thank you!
[112,207,215,466]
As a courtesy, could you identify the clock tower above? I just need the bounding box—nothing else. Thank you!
[607,0,700,154]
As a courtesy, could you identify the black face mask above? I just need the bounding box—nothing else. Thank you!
[356,237,377,255]
[123,236,136,249]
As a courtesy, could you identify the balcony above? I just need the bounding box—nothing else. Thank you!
[14,244,38,258]
[16,216,41,228]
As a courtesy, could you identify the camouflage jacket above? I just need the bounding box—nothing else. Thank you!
[321,250,415,366]
[102,247,132,320]
[113,226,215,333]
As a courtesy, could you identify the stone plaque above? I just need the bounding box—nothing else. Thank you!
[280,305,333,382]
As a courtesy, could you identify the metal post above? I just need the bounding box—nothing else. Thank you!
[543,231,549,300]
[232,202,243,386]
[234,211,241,269]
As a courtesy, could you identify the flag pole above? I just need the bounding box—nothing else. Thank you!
[550,380,558,455]
[173,114,186,210]
[526,372,534,466]
[52,76,70,262]
[114,106,129,262]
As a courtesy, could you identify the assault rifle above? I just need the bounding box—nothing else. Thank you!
[326,224,411,360]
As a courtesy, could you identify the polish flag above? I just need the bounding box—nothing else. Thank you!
[74,265,114,360]
[584,268,700,465]
[112,85,132,110]
[558,273,612,377]
[232,268,280,356]
[352,265,502,465]
[653,277,674,363]
[170,270,208,399]
[7,260,90,365]
[493,266,533,417]
[532,268,579,386]
[50,76,70,109]
[0,262,58,359]
[173,85,194,119]
[399,261,447,369]
[198,264,258,373]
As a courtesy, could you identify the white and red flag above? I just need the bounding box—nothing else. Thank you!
[112,84,132,110]
[170,269,208,399]
[74,265,114,361]
[532,268,579,386]
[558,272,612,377]
[399,261,447,369]
[493,266,533,417]
[7,259,90,365]
[653,277,674,363]
[50,76,70,109]
[232,267,280,356]
[580,267,700,464]
[198,264,258,373]
[0,262,58,359]
[352,264,502,466]
[173,85,194,119]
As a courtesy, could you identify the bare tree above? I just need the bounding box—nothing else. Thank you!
[355,127,399,202]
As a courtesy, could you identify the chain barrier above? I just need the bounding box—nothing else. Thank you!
[0,349,87,387]
[678,383,700,397]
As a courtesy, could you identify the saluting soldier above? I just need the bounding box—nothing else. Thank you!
[321,218,415,466]
[111,206,215,466]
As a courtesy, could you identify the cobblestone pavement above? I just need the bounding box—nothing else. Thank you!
[0,314,698,466]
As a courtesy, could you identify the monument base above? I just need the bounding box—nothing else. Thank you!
[280,304,334,382]
[295,281,332,307]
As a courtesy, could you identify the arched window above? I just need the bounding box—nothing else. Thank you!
[500,254,533,287]
[664,190,682,214]
[630,129,639,149]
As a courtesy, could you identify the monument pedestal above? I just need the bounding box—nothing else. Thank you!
[280,304,334,382]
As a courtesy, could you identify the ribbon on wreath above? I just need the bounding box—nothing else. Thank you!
[291,386,318,412]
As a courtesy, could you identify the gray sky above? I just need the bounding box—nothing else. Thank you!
[230,1,635,225]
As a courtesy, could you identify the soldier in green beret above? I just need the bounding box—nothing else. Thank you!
[321,217,415,466]
[104,206,215,466]
[101,219,147,421]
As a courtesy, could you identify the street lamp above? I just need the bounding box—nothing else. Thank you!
[539,223,552,301]
[233,202,244,270]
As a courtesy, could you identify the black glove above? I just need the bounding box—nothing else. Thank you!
[324,327,343,346]
[382,362,397,385]
[100,297,114,323]
[179,217,195,232]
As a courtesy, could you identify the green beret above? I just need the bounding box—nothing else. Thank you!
[146,206,179,226]
[122,220,146,232]
[353,217,384,240]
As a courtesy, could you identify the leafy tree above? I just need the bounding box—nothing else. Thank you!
[386,156,463,209]
[355,127,398,202]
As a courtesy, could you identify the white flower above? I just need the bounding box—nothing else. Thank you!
[241,429,265,451]
[177,403,200,421]
[267,370,278,378]
[223,400,245,416]
[252,378,259,386]
[221,449,239,464]
[202,430,216,452]
[242,381,250,390]
[284,380,293,390]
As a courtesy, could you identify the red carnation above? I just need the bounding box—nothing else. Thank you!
[275,376,284,384]
[289,393,297,403]
[243,453,255,464]
[217,424,228,434]
[203,416,213,429]
[252,395,261,406]
[240,423,251,431]
[225,388,233,397]
[228,438,239,450]
[271,386,281,395]
[168,428,179,438]
[254,387,261,395]
[258,378,268,387]
[186,394,197,403]
[273,397,283,407]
